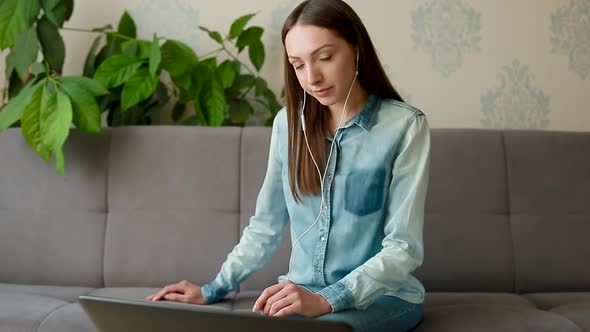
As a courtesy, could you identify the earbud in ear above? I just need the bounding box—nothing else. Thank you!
[300,91,307,132]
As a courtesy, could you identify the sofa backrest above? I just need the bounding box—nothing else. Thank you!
[1,126,589,293]
[0,130,108,287]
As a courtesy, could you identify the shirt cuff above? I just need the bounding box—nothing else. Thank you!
[317,281,355,312]
[201,280,228,304]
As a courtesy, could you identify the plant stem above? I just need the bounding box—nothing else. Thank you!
[61,27,134,41]
[200,47,223,59]
[221,45,257,76]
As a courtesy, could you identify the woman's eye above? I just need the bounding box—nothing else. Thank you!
[319,56,332,61]
[294,64,304,70]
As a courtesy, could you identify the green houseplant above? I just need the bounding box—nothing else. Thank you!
[0,0,280,175]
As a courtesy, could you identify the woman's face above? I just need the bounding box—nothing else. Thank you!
[285,24,358,107]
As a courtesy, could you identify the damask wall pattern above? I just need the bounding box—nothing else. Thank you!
[1,0,588,131]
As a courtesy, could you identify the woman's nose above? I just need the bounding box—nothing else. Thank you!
[306,65,322,86]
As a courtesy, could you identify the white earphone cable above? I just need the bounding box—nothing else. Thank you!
[287,60,358,280]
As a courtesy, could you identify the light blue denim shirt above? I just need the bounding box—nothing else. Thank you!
[202,94,430,312]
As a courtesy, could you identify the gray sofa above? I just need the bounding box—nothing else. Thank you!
[1,126,589,332]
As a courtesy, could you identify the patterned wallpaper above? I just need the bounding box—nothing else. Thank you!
[1,0,588,131]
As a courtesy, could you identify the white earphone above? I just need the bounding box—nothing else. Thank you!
[287,49,359,280]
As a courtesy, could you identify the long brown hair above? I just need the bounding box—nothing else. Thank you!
[282,0,404,203]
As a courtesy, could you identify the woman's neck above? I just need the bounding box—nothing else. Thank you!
[327,84,369,135]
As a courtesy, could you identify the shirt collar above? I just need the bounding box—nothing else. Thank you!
[341,93,380,131]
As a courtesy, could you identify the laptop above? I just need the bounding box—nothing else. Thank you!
[79,295,354,332]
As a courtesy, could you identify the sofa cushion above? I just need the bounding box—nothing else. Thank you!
[415,303,581,332]
[424,292,534,308]
[524,293,590,331]
[103,127,242,287]
[37,303,95,332]
[0,284,93,303]
[504,131,590,293]
[415,130,513,292]
[0,130,108,287]
[0,292,68,332]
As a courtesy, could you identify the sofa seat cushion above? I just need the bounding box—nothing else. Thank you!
[37,303,95,332]
[424,292,535,308]
[416,303,581,332]
[524,293,590,331]
[0,292,68,332]
[0,283,94,303]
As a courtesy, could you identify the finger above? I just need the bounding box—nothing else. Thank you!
[252,282,286,312]
[274,305,296,317]
[152,284,185,301]
[263,287,292,316]
[164,293,188,303]
[268,295,295,316]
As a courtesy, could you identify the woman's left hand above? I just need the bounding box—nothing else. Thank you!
[252,280,333,317]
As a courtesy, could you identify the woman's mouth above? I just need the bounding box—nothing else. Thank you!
[313,87,333,98]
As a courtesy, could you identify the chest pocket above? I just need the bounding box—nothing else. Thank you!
[344,168,386,216]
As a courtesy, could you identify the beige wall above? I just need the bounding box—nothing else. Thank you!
[2,0,589,131]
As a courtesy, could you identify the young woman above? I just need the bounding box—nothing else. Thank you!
[148,0,430,331]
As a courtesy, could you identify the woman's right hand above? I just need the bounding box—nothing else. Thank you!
[146,280,206,305]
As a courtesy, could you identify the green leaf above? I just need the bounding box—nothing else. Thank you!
[117,11,136,38]
[60,79,101,134]
[94,54,143,88]
[21,83,51,161]
[228,13,256,40]
[174,72,192,92]
[54,147,65,175]
[40,85,72,157]
[95,33,124,67]
[199,26,223,44]
[6,27,39,82]
[263,88,281,114]
[181,115,200,126]
[0,0,40,50]
[236,26,263,53]
[0,82,39,131]
[121,68,158,110]
[61,76,108,96]
[42,0,72,27]
[204,75,227,126]
[122,40,152,59]
[228,99,253,123]
[31,63,45,75]
[160,39,198,77]
[63,0,74,21]
[83,35,102,77]
[249,40,265,72]
[190,63,211,115]
[37,16,66,71]
[149,34,161,78]
[218,60,237,89]
[254,77,268,97]
[232,74,256,91]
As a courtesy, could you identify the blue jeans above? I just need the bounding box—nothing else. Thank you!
[313,295,422,332]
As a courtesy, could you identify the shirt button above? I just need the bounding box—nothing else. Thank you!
[320,236,325,241]
[316,267,321,271]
